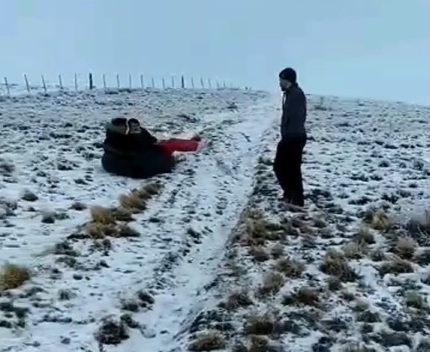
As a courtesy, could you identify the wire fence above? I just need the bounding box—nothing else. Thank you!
[0,72,241,97]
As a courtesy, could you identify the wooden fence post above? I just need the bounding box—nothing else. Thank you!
[162,77,165,89]
[151,77,155,88]
[116,74,120,89]
[74,74,78,91]
[191,77,195,89]
[41,75,47,93]
[140,74,144,89]
[207,78,212,89]
[4,77,10,96]
[181,75,185,89]
[171,76,175,88]
[23,74,30,93]
[89,73,94,90]
[58,74,63,89]
[102,74,107,89]
[216,81,220,89]
[129,74,132,89]
[200,77,204,88]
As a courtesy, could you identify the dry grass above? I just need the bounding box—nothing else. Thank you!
[378,254,414,276]
[112,207,134,222]
[223,291,254,311]
[393,237,417,260]
[188,331,226,351]
[370,248,386,261]
[86,222,118,239]
[320,249,358,282]
[369,210,391,231]
[270,244,284,258]
[249,335,269,352]
[84,182,161,240]
[119,192,147,213]
[249,246,270,262]
[259,272,285,296]
[85,223,140,239]
[244,218,269,246]
[90,206,116,225]
[353,226,375,244]
[117,224,141,238]
[404,290,427,310]
[244,313,275,335]
[134,183,162,200]
[243,216,284,246]
[274,257,305,278]
[0,263,31,291]
[283,286,320,307]
[342,241,367,260]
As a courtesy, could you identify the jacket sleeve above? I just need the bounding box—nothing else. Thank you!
[281,89,306,139]
[140,128,158,144]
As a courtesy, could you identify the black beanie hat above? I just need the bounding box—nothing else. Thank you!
[279,67,297,84]
[111,117,127,126]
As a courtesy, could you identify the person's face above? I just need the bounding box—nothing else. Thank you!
[128,122,141,134]
[279,78,291,91]
[115,123,128,134]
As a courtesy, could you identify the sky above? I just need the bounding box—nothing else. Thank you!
[0,0,429,105]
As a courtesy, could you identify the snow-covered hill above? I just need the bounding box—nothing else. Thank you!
[0,88,429,352]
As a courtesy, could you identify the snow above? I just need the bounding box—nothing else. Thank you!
[0,88,429,352]
[0,88,277,352]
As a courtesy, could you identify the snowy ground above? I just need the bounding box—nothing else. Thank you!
[184,97,430,352]
[0,89,429,352]
[0,87,277,352]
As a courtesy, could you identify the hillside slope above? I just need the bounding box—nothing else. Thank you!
[0,90,429,352]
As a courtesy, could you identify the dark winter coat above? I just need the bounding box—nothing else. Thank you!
[281,83,307,140]
[101,124,175,179]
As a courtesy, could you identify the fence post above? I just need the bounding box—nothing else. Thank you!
[4,77,10,96]
[223,81,226,88]
[191,77,195,89]
[140,74,144,89]
[74,74,78,91]
[58,74,63,89]
[23,74,30,93]
[151,77,155,88]
[216,81,220,89]
[41,75,47,93]
[129,74,132,89]
[116,74,120,89]
[162,77,165,89]
[207,78,212,89]
[181,75,185,89]
[89,73,94,90]
[102,74,107,89]
[200,77,204,88]
[171,76,175,89]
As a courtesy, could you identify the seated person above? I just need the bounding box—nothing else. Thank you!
[101,117,175,179]
[127,118,204,156]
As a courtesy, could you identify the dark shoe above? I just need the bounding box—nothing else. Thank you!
[191,134,202,141]
[282,192,292,203]
[291,197,304,207]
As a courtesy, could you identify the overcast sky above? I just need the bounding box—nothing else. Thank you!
[0,0,429,105]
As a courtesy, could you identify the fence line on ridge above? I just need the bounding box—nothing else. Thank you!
[0,72,242,97]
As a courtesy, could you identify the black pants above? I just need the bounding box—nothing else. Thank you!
[273,135,307,206]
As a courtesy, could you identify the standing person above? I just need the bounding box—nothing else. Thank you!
[273,67,307,207]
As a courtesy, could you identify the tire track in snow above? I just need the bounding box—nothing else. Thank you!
[114,100,278,352]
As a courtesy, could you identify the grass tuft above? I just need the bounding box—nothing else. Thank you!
[0,263,31,291]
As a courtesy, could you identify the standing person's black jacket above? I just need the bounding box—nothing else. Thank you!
[101,123,175,179]
[281,83,307,140]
